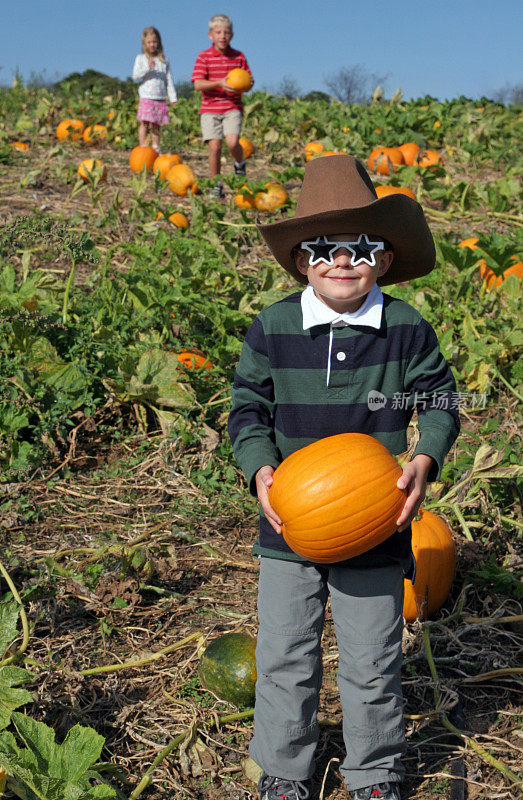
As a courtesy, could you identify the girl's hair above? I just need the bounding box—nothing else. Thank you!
[209,14,233,32]
[141,27,165,61]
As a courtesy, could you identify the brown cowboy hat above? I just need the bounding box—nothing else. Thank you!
[256,154,435,286]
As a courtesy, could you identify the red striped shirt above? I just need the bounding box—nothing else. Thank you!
[191,45,252,114]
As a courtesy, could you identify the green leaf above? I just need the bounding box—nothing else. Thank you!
[0,600,20,656]
[0,666,33,730]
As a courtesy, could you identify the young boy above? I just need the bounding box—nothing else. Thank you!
[191,14,253,198]
[228,155,459,800]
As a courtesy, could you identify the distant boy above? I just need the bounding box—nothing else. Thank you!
[228,155,460,800]
[191,13,253,198]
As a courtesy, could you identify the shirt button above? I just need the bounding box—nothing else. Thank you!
[336,352,346,361]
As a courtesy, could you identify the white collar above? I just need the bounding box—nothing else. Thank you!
[301,283,383,330]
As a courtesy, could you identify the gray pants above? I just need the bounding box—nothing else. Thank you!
[249,557,406,791]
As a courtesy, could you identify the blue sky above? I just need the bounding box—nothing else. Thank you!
[3,0,522,100]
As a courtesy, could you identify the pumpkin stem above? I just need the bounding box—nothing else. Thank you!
[396,425,420,470]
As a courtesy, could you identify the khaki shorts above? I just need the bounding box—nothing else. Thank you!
[200,109,242,141]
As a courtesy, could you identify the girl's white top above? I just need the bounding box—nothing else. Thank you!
[132,54,177,103]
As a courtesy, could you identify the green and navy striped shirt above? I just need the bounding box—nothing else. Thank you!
[228,289,459,565]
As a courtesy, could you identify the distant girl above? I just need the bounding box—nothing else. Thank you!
[132,27,177,153]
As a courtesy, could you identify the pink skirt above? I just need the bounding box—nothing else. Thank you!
[137,98,170,125]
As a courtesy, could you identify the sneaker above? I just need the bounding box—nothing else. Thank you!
[234,160,247,175]
[209,180,224,199]
[257,773,310,800]
[352,783,401,800]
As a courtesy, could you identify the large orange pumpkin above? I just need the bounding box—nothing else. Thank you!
[77,159,107,182]
[239,137,254,158]
[403,510,456,622]
[56,119,85,141]
[225,68,251,93]
[167,163,197,196]
[304,141,326,161]
[153,153,182,179]
[375,185,416,199]
[268,433,406,563]
[129,146,157,173]
[82,124,108,144]
[368,147,404,175]
[254,182,289,211]
[397,142,420,166]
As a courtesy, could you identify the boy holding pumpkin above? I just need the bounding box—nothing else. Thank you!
[228,155,459,800]
[191,13,253,198]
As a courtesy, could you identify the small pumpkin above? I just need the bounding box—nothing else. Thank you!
[304,141,326,161]
[239,137,254,158]
[177,349,212,370]
[82,124,108,144]
[479,258,523,290]
[403,510,456,622]
[199,632,257,706]
[254,182,289,211]
[129,145,157,173]
[153,153,182,179]
[457,237,479,251]
[268,433,406,564]
[397,142,420,166]
[168,211,189,229]
[368,147,404,175]
[56,118,85,141]
[416,149,442,170]
[9,141,30,151]
[77,159,107,182]
[235,184,256,209]
[225,68,251,93]
[375,185,416,199]
[167,163,197,196]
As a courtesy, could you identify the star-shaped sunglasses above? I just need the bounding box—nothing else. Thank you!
[301,234,386,267]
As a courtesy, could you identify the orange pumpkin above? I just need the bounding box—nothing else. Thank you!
[403,510,456,622]
[268,433,406,563]
[239,137,254,158]
[304,141,326,161]
[77,159,107,182]
[9,141,29,151]
[167,163,197,196]
[235,185,256,209]
[479,258,523,290]
[416,149,441,169]
[168,212,189,229]
[82,124,108,143]
[177,349,212,370]
[56,119,85,141]
[225,68,251,93]
[153,153,182,179]
[458,237,479,250]
[375,185,416,199]
[129,145,157,173]
[254,182,289,211]
[368,147,404,175]
[397,142,420,166]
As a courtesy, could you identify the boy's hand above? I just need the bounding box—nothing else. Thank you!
[219,78,239,94]
[396,453,435,531]
[170,101,177,107]
[255,465,282,534]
